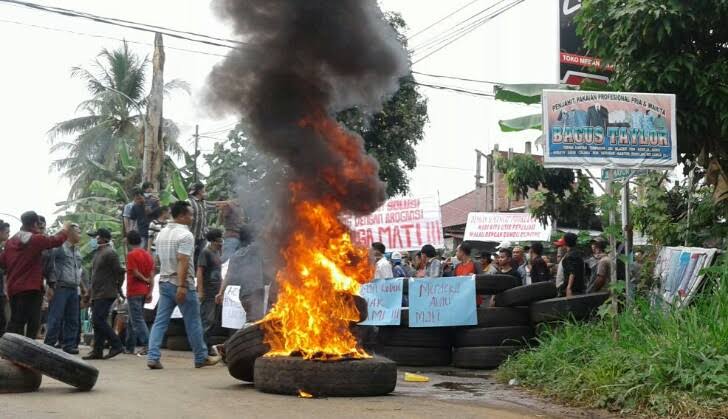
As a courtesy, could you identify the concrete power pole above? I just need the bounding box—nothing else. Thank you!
[142,33,165,190]
[193,124,199,182]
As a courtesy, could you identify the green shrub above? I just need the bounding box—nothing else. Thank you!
[497,275,728,418]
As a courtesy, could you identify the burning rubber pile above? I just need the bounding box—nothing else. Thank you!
[206,0,409,396]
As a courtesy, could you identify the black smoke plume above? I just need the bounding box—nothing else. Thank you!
[205,0,409,215]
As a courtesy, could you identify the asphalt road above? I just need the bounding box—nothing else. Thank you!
[0,348,616,419]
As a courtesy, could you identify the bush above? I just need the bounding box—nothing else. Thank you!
[497,274,728,418]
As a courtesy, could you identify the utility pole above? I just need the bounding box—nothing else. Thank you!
[474,149,487,188]
[193,124,199,182]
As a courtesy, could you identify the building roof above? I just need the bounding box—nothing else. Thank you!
[440,187,488,228]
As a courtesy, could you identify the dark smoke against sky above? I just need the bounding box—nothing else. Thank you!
[205,0,410,215]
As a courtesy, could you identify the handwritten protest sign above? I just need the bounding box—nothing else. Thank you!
[344,196,444,252]
[222,285,247,329]
[358,278,403,326]
[408,276,477,327]
[464,212,551,242]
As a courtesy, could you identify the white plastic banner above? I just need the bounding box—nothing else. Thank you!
[222,285,246,329]
[463,212,551,242]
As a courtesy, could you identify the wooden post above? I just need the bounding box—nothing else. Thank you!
[142,33,166,190]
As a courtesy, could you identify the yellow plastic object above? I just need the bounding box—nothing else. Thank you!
[404,372,430,382]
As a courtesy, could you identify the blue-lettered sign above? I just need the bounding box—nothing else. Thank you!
[358,278,404,326]
[408,276,477,328]
[542,90,677,169]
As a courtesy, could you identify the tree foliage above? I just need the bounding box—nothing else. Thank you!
[495,155,598,229]
[577,1,728,164]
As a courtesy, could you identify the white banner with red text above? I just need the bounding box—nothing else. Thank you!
[463,212,551,242]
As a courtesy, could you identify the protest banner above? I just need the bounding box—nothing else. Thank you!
[542,90,677,169]
[408,276,477,327]
[654,247,718,307]
[344,196,444,252]
[358,278,404,326]
[463,212,551,242]
[222,285,247,329]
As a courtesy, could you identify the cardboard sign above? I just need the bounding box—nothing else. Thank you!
[408,276,477,328]
[464,212,551,242]
[344,196,444,252]
[542,90,677,169]
[358,278,404,326]
[222,285,247,329]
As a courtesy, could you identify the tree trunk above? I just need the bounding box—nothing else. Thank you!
[142,33,165,190]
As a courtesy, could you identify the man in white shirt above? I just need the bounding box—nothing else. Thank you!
[371,242,393,279]
[146,201,220,370]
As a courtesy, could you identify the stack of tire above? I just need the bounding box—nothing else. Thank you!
[165,318,189,351]
[0,333,99,393]
[528,291,611,324]
[375,309,453,367]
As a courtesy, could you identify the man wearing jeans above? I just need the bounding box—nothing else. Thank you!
[83,228,125,360]
[147,201,220,369]
[124,231,154,355]
[44,224,84,354]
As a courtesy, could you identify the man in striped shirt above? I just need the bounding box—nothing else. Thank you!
[146,201,220,370]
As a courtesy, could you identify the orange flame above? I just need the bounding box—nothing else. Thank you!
[261,113,380,361]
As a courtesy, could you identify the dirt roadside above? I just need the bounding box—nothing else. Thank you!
[0,349,619,419]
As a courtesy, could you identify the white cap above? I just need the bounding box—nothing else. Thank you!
[391,252,402,261]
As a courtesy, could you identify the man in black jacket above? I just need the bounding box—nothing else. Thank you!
[83,228,125,360]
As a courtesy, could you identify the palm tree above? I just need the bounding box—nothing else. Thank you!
[49,41,188,199]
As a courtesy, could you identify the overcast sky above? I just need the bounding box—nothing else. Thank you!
[0,0,557,232]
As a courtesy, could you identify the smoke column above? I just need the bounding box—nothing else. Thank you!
[205,0,409,215]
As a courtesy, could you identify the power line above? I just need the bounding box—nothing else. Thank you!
[419,164,473,172]
[0,18,229,58]
[406,0,483,39]
[412,0,526,65]
[413,81,495,98]
[413,71,500,85]
[0,0,243,50]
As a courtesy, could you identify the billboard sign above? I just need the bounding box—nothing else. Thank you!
[559,0,613,85]
[542,90,677,169]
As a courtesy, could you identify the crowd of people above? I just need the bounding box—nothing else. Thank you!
[370,231,617,301]
[0,181,261,371]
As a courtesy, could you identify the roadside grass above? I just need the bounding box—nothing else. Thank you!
[496,275,728,418]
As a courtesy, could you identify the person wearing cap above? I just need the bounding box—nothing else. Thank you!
[147,201,221,369]
[556,233,586,297]
[43,224,84,354]
[587,237,611,293]
[0,211,69,339]
[371,242,393,279]
[83,228,125,360]
[390,252,407,278]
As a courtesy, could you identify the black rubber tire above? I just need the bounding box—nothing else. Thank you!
[165,319,186,337]
[452,346,521,369]
[208,325,231,338]
[207,335,229,347]
[376,345,451,367]
[475,274,522,294]
[476,307,530,327]
[495,282,558,307]
[254,356,396,397]
[377,327,452,348]
[352,294,368,322]
[0,333,99,391]
[0,359,42,393]
[529,292,610,323]
[166,336,191,351]
[143,308,156,324]
[454,326,534,347]
[226,323,270,382]
[350,325,378,351]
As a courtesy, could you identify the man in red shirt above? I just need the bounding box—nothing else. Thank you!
[454,242,483,277]
[125,230,154,355]
[0,211,69,338]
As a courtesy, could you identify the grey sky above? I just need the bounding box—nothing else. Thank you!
[0,0,556,231]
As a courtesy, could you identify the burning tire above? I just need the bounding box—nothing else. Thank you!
[494,282,558,307]
[454,326,534,347]
[0,359,42,393]
[529,292,610,323]
[226,323,270,382]
[475,274,522,294]
[166,336,191,351]
[452,346,522,369]
[376,345,451,367]
[254,356,397,397]
[0,333,99,391]
[350,325,377,351]
[377,327,452,348]
[476,307,530,327]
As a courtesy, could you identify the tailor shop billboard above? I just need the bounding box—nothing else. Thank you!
[542,90,677,169]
